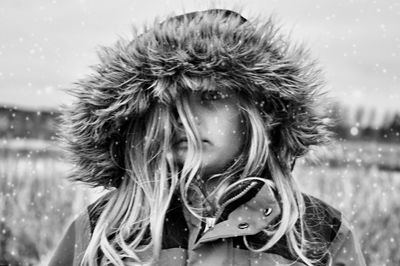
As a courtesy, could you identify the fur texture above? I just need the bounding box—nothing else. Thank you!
[61,9,331,187]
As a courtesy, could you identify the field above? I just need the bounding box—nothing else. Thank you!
[0,140,104,265]
[0,139,399,265]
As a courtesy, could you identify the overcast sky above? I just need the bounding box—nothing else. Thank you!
[1,0,399,121]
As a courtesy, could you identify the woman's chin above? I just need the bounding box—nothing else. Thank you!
[174,149,187,164]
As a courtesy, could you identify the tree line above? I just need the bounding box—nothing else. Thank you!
[0,105,399,143]
[329,104,400,143]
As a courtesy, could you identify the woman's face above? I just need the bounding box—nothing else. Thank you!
[173,88,245,176]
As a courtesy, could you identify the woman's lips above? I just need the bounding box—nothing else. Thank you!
[176,140,188,149]
[174,139,210,149]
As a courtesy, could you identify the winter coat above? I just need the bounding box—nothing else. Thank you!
[70,183,366,266]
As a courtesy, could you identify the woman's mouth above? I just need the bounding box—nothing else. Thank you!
[176,139,188,148]
[174,139,210,149]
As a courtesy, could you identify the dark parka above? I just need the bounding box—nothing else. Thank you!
[61,182,365,265]
[52,9,366,266]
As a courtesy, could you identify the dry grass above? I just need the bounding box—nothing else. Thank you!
[0,144,103,265]
[294,163,400,266]
[0,140,399,265]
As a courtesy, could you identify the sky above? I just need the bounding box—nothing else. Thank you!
[1,0,399,122]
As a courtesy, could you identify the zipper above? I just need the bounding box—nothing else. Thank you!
[204,217,216,232]
[206,181,259,230]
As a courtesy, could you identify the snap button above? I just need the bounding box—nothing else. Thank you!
[264,208,272,216]
[238,222,249,229]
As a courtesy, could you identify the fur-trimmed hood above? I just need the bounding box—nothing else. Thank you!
[61,9,331,187]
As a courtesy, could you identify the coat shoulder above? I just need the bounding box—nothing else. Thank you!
[87,191,113,233]
[326,212,366,265]
[302,194,343,244]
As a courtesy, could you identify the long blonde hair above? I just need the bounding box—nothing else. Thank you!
[80,77,327,266]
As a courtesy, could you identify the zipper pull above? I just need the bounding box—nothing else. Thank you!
[204,217,216,233]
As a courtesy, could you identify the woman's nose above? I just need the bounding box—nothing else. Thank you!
[172,107,183,126]
[187,95,203,125]
[176,111,201,127]
[176,113,184,127]
[174,94,203,127]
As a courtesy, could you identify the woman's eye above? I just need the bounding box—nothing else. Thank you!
[201,91,228,101]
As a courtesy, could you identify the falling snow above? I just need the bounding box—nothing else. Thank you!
[1,0,400,265]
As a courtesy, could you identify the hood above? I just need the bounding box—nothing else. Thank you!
[61,9,331,187]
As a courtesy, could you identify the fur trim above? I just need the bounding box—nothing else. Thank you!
[61,9,331,187]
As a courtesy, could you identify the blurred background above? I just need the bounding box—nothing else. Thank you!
[1,0,399,265]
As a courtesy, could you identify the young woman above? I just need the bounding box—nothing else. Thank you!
[50,9,366,266]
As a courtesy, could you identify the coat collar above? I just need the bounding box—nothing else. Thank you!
[87,180,342,264]
[181,181,281,249]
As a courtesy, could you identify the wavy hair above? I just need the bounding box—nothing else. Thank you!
[79,75,329,266]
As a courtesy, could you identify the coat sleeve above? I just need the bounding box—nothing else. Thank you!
[48,219,76,266]
[73,210,92,266]
[328,217,366,266]
[48,211,91,266]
